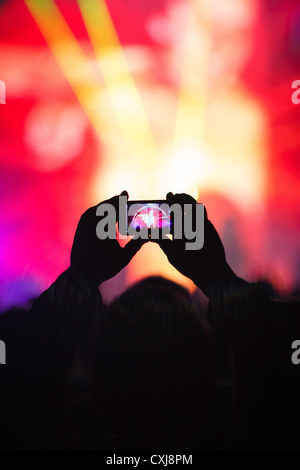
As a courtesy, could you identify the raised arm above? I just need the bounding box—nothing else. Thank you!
[0,191,146,448]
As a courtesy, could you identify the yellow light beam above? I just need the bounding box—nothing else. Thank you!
[25,0,126,150]
[173,0,212,149]
[77,0,158,164]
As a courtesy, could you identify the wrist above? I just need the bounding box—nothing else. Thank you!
[193,263,237,298]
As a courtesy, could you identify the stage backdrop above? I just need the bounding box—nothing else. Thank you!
[1,0,300,310]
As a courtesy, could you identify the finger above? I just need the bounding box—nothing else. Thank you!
[154,237,177,258]
[100,190,128,210]
[172,193,197,205]
[121,238,149,264]
[80,191,129,221]
[98,191,129,226]
[121,190,129,198]
[104,194,122,211]
[82,198,118,221]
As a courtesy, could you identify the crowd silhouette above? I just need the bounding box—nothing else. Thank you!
[0,191,299,450]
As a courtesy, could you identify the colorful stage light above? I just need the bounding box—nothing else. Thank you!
[0,0,300,309]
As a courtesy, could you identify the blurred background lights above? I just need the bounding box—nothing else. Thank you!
[24,103,88,171]
[1,0,300,309]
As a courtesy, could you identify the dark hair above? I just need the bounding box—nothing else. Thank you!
[91,276,216,448]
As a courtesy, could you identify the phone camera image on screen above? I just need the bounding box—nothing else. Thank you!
[127,201,171,236]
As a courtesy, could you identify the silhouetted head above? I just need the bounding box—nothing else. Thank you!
[90,276,216,448]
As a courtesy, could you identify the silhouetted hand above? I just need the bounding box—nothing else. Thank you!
[157,193,234,297]
[71,191,147,287]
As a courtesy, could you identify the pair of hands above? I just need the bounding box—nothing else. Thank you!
[70,191,231,297]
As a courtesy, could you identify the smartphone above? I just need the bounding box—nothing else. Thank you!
[126,200,172,238]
